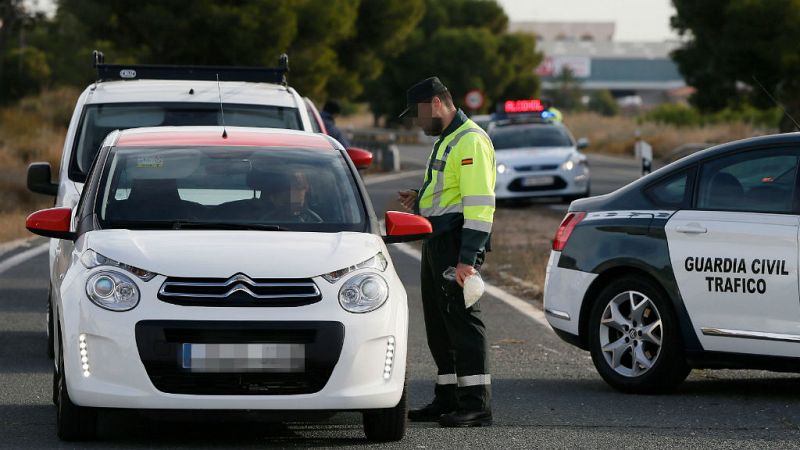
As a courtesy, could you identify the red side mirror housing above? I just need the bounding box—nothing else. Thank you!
[26,207,75,240]
[383,211,432,243]
[347,147,373,170]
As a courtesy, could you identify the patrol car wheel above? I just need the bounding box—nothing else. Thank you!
[588,276,689,394]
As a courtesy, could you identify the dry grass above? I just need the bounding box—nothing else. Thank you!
[0,87,76,242]
[565,112,775,159]
[480,205,564,303]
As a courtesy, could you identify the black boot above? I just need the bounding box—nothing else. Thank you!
[408,401,456,422]
[438,409,492,427]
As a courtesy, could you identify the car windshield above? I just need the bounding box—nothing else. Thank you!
[95,146,366,233]
[71,103,302,180]
[490,126,573,150]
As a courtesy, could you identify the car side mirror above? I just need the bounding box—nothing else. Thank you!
[26,207,75,240]
[27,162,58,196]
[383,211,432,244]
[347,147,373,170]
[577,138,589,150]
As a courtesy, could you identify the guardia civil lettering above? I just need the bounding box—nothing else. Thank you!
[684,257,788,275]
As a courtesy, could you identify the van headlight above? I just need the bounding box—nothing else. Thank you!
[339,273,389,313]
[86,271,140,311]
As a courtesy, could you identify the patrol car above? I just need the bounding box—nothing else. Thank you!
[26,126,428,442]
[488,100,591,202]
[26,51,365,360]
[544,132,800,393]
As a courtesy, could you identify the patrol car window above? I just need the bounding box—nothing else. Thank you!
[490,126,573,150]
[96,146,366,233]
[697,151,799,213]
[70,103,302,181]
[645,168,695,208]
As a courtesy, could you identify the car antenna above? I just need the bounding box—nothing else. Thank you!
[216,73,228,139]
[751,74,800,131]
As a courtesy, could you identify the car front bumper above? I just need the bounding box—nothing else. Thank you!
[495,166,589,200]
[58,269,408,411]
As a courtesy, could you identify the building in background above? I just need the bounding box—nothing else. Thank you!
[513,22,689,107]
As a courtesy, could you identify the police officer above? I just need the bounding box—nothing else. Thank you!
[397,77,496,427]
[321,100,351,148]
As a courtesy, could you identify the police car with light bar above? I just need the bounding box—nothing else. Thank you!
[488,99,590,202]
[544,132,800,393]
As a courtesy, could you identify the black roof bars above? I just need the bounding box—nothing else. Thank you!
[92,50,290,85]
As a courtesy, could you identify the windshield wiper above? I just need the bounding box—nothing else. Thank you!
[171,222,289,231]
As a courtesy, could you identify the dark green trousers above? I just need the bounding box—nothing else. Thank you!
[420,230,491,412]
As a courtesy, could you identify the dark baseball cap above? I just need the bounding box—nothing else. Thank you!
[399,76,449,118]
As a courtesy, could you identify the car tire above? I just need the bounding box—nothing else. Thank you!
[56,329,97,441]
[588,276,690,394]
[47,287,55,360]
[362,383,407,442]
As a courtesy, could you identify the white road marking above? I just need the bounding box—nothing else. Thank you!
[392,242,551,328]
[363,169,425,186]
[0,244,48,276]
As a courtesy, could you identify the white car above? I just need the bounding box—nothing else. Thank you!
[26,52,344,360]
[26,126,430,442]
[489,120,591,202]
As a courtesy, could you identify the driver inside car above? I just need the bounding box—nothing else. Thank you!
[256,171,323,223]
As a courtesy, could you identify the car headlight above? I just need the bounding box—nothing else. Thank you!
[339,273,389,313]
[322,252,388,283]
[86,271,140,311]
[497,163,508,174]
[562,159,575,171]
[80,249,156,281]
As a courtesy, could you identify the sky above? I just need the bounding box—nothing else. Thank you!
[496,0,679,42]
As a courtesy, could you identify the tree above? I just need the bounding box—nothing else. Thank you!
[588,89,618,116]
[367,0,542,123]
[0,0,51,103]
[549,67,583,112]
[671,0,800,131]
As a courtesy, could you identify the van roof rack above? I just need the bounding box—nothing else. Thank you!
[92,50,290,85]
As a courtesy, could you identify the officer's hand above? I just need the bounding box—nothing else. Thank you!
[455,263,476,288]
[397,190,417,212]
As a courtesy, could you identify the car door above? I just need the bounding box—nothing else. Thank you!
[665,146,800,357]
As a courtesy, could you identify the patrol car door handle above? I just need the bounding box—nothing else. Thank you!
[676,224,707,234]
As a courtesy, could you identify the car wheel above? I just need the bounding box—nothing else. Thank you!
[47,287,54,360]
[362,383,407,442]
[56,329,97,441]
[588,276,690,394]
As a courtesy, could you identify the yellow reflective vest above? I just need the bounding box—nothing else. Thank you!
[416,110,496,265]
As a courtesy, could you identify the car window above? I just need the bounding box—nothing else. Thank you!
[70,103,302,181]
[645,167,695,208]
[490,126,573,150]
[696,149,799,213]
[96,146,366,233]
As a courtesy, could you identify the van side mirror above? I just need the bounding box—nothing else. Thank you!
[347,147,373,170]
[577,138,589,150]
[383,211,432,244]
[27,162,58,196]
[26,207,75,240]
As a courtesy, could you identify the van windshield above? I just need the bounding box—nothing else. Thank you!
[70,103,302,181]
[490,125,573,150]
[95,146,366,233]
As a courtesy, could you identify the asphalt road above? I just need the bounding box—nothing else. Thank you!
[2,150,800,448]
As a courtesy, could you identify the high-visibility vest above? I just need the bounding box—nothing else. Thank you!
[417,112,496,265]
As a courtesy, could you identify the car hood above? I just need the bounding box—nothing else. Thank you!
[495,147,575,166]
[81,229,383,279]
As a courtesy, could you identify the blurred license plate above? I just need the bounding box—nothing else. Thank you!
[182,343,305,373]
[521,176,555,187]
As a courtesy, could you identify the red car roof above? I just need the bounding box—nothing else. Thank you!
[115,129,334,149]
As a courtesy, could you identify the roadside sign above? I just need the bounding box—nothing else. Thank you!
[465,89,485,111]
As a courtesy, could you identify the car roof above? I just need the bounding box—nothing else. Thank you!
[112,126,337,150]
[83,79,297,108]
